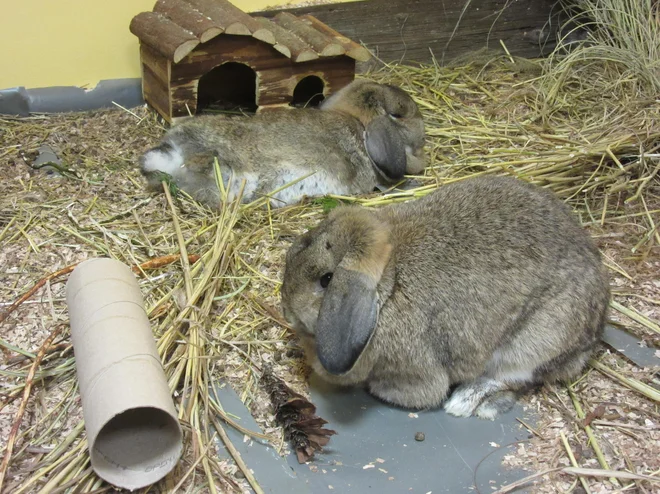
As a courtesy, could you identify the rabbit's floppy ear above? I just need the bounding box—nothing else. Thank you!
[316,268,378,374]
[315,217,392,374]
[365,115,407,182]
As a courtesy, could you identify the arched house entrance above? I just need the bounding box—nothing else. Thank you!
[196,62,258,113]
[290,75,325,108]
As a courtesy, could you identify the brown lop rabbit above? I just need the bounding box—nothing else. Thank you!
[139,80,425,208]
[281,176,610,419]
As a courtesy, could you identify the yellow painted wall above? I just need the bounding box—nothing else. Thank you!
[0,0,349,90]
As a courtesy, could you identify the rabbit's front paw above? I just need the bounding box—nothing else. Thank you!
[368,372,449,410]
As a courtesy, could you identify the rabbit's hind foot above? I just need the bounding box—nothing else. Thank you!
[444,377,506,418]
[473,390,518,420]
[443,376,533,420]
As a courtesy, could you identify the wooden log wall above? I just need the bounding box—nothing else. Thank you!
[258,0,564,69]
[140,44,172,120]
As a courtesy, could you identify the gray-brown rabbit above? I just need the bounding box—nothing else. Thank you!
[139,80,425,208]
[281,176,610,419]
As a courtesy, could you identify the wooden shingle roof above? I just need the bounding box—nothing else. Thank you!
[130,0,371,64]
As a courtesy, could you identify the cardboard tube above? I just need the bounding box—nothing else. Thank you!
[66,258,182,490]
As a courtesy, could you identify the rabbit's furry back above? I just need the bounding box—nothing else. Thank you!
[281,176,610,418]
[141,109,374,206]
[139,80,425,209]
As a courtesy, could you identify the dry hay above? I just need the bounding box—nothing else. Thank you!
[1,10,660,493]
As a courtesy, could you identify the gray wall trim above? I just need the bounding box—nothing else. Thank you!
[0,78,144,116]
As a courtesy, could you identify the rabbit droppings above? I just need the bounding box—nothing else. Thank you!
[281,176,610,419]
[139,80,425,209]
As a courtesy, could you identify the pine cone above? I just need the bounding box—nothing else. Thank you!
[261,365,337,463]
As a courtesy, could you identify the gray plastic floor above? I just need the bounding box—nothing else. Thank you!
[214,324,657,493]
[215,378,532,493]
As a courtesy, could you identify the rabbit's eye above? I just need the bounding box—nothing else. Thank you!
[390,112,403,119]
[320,272,333,288]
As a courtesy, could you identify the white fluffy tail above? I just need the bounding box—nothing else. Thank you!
[140,143,183,175]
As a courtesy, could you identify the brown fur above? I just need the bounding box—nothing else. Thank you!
[281,176,610,419]
[138,80,425,209]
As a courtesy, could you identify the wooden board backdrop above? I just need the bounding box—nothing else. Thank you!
[258,0,565,69]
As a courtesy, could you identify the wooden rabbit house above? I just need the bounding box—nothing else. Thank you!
[130,0,371,123]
